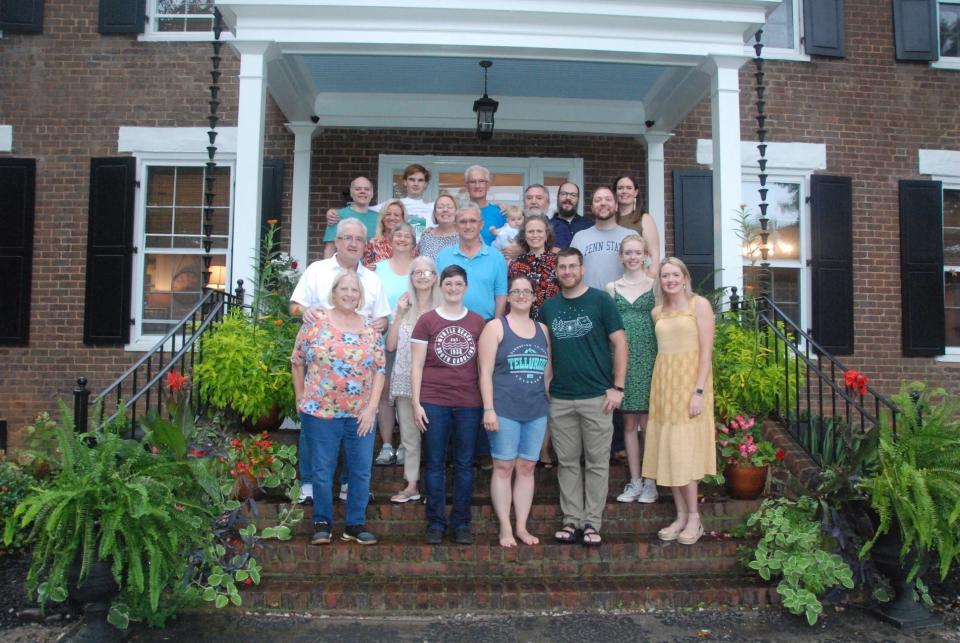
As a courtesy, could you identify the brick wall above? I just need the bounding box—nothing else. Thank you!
[1,0,958,449]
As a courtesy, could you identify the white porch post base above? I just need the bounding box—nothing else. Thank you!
[642,131,672,255]
[285,122,319,267]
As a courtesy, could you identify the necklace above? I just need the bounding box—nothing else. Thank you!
[618,277,649,286]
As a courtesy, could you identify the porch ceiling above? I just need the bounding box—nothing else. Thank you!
[216,0,777,136]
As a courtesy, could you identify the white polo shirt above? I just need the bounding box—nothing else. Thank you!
[290,254,391,321]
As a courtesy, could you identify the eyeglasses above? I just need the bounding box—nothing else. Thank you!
[466,179,489,185]
[337,235,365,244]
[412,270,435,277]
[558,191,579,198]
[508,289,534,297]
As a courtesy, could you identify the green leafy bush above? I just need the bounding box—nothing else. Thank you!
[744,496,854,625]
[0,458,38,553]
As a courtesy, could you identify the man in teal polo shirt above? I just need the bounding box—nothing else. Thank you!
[322,176,379,257]
[464,165,505,246]
[435,203,507,320]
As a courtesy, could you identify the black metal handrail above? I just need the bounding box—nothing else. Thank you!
[728,294,898,467]
[74,283,245,434]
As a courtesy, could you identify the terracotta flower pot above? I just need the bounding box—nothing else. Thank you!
[232,471,263,501]
[243,403,283,433]
[724,462,768,499]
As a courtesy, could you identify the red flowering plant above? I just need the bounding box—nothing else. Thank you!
[843,369,870,396]
[717,415,786,467]
[222,431,298,499]
[140,369,197,459]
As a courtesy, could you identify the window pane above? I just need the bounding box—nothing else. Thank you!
[740,180,802,263]
[543,173,571,212]
[762,0,794,49]
[944,189,960,266]
[941,3,960,57]
[744,266,801,323]
[146,167,175,206]
[142,254,226,335]
[156,0,213,33]
[947,270,960,346]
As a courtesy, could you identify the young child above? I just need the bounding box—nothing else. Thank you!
[490,205,524,252]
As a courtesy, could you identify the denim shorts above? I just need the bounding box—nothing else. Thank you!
[488,415,548,462]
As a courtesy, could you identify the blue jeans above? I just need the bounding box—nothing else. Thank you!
[421,403,483,532]
[300,418,371,486]
[300,413,374,528]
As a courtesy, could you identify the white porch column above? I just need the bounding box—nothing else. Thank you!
[285,122,319,267]
[230,42,273,301]
[641,131,672,252]
[706,55,747,292]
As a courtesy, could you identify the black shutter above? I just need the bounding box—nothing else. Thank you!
[261,159,284,253]
[672,170,714,293]
[84,158,136,345]
[0,0,44,33]
[900,180,945,356]
[0,159,36,345]
[810,175,854,355]
[98,0,145,34]
[802,0,846,57]
[892,0,939,61]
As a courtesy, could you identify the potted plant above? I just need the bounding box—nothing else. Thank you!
[223,431,298,501]
[717,415,784,499]
[858,381,960,628]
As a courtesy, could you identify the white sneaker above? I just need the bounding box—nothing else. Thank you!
[339,483,348,501]
[375,444,396,466]
[637,478,659,504]
[298,483,313,504]
[395,446,406,466]
[616,479,644,503]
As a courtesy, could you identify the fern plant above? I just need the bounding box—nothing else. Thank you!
[859,381,960,581]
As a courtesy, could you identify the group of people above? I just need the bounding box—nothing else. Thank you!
[289,163,716,549]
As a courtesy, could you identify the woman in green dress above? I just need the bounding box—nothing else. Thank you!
[605,234,659,504]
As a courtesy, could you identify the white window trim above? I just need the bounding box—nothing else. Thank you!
[376,154,584,208]
[0,125,11,152]
[745,0,811,63]
[118,127,237,352]
[932,1,960,70]
[920,149,960,358]
[138,0,235,43]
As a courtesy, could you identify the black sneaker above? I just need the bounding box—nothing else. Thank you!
[311,522,332,545]
[341,525,378,545]
[454,526,474,545]
[424,526,444,545]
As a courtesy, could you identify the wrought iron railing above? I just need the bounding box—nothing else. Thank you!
[726,294,898,468]
[73,284,244,435]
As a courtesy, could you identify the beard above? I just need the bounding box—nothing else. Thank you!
[556,202,578,218]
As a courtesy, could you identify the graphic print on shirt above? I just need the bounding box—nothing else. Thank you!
[506,343,547,384]
[551,315,594,339]
[434,325,477,366]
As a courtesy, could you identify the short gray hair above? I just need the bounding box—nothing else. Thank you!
[336,217,368,238]
[455,203,482,221]
[463,165,490,182]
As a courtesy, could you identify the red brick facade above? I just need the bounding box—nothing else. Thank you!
[1,0,958,448]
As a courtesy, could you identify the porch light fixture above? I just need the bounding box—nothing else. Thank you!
[473,60,499,140]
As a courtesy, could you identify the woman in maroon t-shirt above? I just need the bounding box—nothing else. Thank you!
[411,264,486,546]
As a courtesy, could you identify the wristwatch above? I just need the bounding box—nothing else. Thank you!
[612,385,625,392]
[694,388,704,396]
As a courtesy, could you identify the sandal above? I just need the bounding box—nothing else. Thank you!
[390,489,421,504]
[554,523,579,544]
[581,524,602,547]
[677,523,704,546]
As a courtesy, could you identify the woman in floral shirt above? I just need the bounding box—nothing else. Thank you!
[507,213,560,320]
[291,270,385,546]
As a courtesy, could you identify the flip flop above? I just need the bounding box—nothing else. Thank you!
[390,490,421,504]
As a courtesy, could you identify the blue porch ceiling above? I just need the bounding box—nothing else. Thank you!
[302,55,670,101]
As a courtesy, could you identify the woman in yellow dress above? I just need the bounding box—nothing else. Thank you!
[642,257,715,546]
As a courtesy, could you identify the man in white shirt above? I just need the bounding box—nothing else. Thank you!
[570,187,634,291]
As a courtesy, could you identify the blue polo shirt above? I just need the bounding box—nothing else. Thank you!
[480,203,506,246]
[551,213,593,249]
[435,242,508,320]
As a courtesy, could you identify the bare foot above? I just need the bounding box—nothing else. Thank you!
[499,531,517,548]
[516,530,540,545]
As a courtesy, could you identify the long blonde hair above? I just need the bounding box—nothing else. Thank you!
[653,257,694,307]
[375,199,407,237]
[397,256,441,325]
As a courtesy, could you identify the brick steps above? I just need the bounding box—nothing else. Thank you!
[243,573,778,612]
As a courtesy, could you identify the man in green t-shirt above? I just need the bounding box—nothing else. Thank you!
[539,247,627,546]
[323,176,379,258]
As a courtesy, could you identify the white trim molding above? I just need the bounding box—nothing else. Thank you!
[919,149,960,182]
[0,125,12,152]
[697,140,826,172]
[118,127,238,156]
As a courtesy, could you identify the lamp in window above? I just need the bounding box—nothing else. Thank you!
[473,60,499,140]
[207,265,227,291]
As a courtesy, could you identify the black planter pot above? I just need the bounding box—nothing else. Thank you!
[64,560,123,642]
[870,525,942,630]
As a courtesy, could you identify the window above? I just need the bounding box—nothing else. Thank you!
[942,1,960,57]
[740,179,806,325]
[378,155,584,211]
[945,188,960,347]
[142,0,227,40]
[749,0,808,61]
[139,165,230,336]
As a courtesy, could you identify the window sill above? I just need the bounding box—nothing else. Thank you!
[124,335,185,353]
[137,32,233,44]
[931,58,960,71]
[743,45,810,63]
[934,353,960,363]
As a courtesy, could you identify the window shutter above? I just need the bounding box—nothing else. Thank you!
[261,159,284,253]
[98,0,145,34]
[810,175,854,355]
[0,0,44,33]
[84,158,136,345]
[802,0,846,57]
[0,159,36,345]
[672,170,714,294]
[892,0,939,61]
[899,180,945,357]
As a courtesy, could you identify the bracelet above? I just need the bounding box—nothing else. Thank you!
[484,408,495,412]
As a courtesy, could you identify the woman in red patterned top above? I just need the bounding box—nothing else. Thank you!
[363,199,410,269]
[507,213,559,320]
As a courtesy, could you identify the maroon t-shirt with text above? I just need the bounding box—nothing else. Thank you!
[411,309,485,408]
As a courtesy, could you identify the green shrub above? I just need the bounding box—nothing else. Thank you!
[0,458,38,554]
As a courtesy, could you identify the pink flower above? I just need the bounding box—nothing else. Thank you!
[151,446,159,455]
[747,443,757,454]
[720,440,728,448]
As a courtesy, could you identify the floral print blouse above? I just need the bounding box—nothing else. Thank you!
[291,309,386,419]
[508,251,560,319]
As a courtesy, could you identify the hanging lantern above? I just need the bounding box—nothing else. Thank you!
[473,60,499,140]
